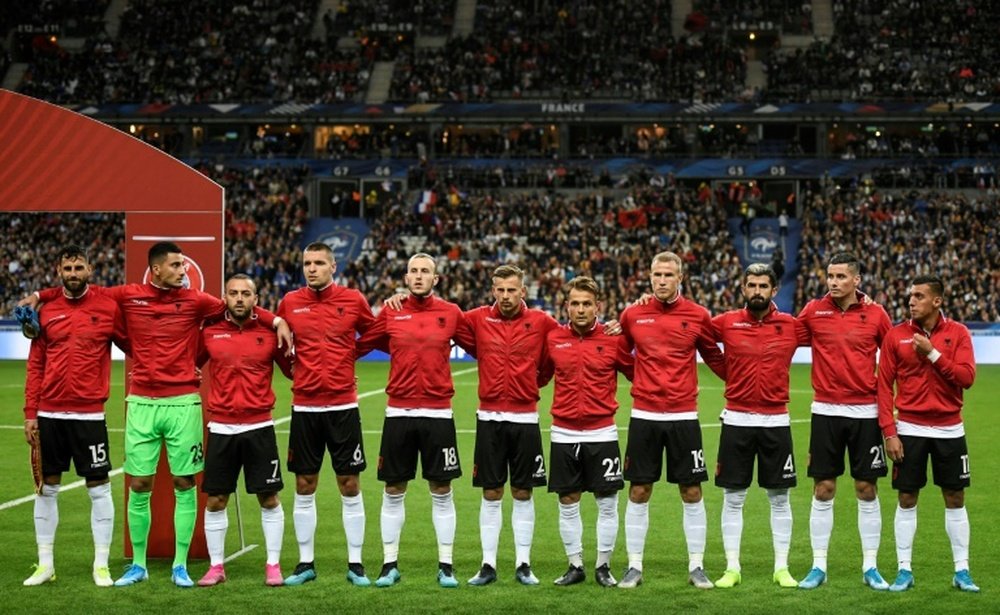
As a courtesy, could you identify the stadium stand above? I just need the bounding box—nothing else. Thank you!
[764,0,1000,102]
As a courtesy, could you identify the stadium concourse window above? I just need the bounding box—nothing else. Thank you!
[435,124,559,158]
[192,125,243,157]
[316,124,425,159]
[569,124,690,158]
[114,124,185,156]
[248,124,307,157]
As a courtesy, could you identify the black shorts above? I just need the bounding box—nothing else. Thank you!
[548,441,624,495]
[624,418,708,485]
[202,426,284,495]
[377,416,462,483]
[287,408,367,476]
[807,414,888,481]
[892,435,970,492]
[38,416,111,480]
[715,424,797,490]
[472,420,546,490]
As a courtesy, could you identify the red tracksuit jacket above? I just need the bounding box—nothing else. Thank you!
[277,283,375,406]
[356,294,472,409]
[539,322,635,431]
[198,315,293,425]
[877,316,976,438]
[619,295,726,413]
[712,304,807,415]
[797,292,892,404]
[460,302,559,413]
[24,287,128,419]
[38,284,277,398]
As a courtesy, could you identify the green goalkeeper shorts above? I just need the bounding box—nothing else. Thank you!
[124,393,204,477]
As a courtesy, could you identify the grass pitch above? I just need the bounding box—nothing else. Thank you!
[0,361,995,614]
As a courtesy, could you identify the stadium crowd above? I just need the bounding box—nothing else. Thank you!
[14,0,1000,105]
[2,164,998,325]
[17,0,372,105]
[322,0,456,39]
[765,0,1000,101]
[390,0,748,103]
[794,188,999,323]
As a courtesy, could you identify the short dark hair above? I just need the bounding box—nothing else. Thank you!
[743,262,777,287]
[303,241,334,259]
[148,241,182,266]
[564,275,600,300]
[58,244,88,263]
[911,274,945,297]
[225,273,257,292]
[827,251,861,275]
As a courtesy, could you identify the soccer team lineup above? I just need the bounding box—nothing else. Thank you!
[15,240,978,596]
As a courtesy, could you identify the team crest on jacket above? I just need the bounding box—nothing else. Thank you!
[775,324,783,334]
[91,315,98,324]
[256,336,265,345]
[860,313,867,322]
[524,323,531,330]
[945,338,952,347]
[596,345,604,354]
[337,307,344,316]
[437,317,446,328]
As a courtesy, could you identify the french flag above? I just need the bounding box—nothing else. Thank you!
[415,190,437,214]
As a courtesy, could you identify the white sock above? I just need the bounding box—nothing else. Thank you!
[293,493,317,563]
[511,497,535,566]
[342,494,365,564]
[559,502,583,563]
[721,489,746,571]
[34,483,59,568]
[261,504,284,565]
[88,483,113,568]
[381,492,406,563]
[624,500,648,571]
[204,509,228,566]
[768,489,793,571]
[596,495,618,567]
[809,496,834,571]
[894,504,917,571]
[431,491,456,564]
[479,498,502,568]
[945,507,970,572]
[857,497,881,571]
[683,499,708,571]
